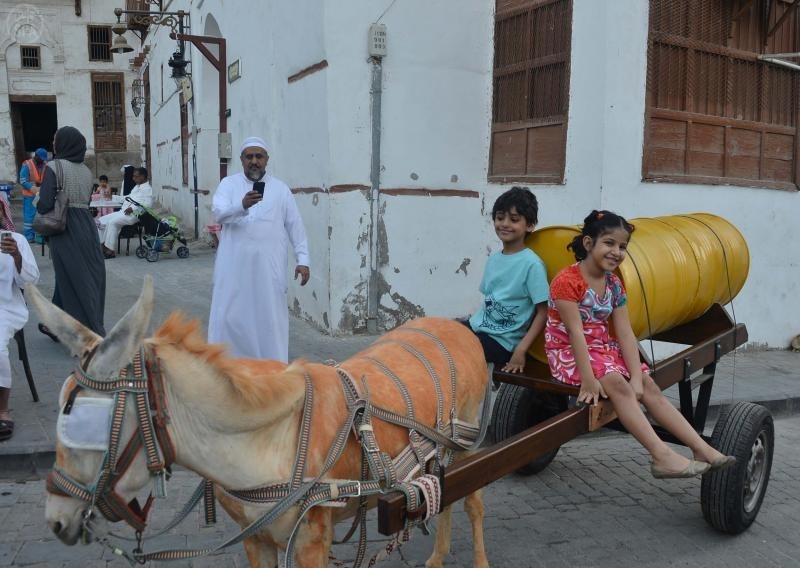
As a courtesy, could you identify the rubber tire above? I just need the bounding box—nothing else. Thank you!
[490,383,568,475]
[701,401,774,535]
[135,245,147,259]
[146,250,159,263]
[177,246,190,259]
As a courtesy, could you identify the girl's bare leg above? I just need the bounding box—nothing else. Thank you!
[639,374,727,463]
[601,373,694,472]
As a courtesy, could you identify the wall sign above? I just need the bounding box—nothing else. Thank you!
[227,59,241,83]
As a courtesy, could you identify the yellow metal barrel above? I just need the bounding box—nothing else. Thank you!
[526,213,749,360]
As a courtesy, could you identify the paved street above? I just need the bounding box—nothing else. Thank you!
[0,414,798,567]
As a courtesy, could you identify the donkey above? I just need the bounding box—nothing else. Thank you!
[34,277,491,568]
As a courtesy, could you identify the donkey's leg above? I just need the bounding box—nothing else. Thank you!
[425,503,453,568]
[464,489,488,568]
[293,507,334,568]
[243,535,279,568]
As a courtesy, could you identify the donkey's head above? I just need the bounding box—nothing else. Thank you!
[29,277,158,545]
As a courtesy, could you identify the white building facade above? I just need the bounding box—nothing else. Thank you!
[133,0,798,350]
[0,1,143,188]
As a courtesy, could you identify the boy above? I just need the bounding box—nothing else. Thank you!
[465,187,549,375]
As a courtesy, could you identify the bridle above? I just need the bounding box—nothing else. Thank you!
[46,345,175,534]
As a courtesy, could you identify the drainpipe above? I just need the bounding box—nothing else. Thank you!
[367,24,386,334]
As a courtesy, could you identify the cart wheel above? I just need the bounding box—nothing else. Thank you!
[701,402,774,535]
[490,384,568,475]
[177,246,190,258]
[146,250,160,263]
[135,245,147,259]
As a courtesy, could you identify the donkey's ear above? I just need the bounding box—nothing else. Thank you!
[87,275,154,380]
[25,285,101,358]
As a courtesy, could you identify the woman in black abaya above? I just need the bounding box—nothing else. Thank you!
[36,126,106,337]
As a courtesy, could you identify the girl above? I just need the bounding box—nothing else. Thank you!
[544,210,735,479]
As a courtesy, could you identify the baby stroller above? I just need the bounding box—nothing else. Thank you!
[127,198,189,262]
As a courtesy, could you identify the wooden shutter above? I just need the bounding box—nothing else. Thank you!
[490,0,572,183]
[644,0,800,190]
[92,72,126,150]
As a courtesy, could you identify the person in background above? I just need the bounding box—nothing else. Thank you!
[36,126,106,338]
[97,167,152,259]
[0,192,40,442]
[90,175,115,222]
[19,148,48,243]
[208,136,310,362]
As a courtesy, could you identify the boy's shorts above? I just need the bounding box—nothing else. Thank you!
[459,319,512,368]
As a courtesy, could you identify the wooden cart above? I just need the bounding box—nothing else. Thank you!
[378,304,774,537]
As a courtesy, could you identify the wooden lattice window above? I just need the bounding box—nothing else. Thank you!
[20,46,40,69]
[92,72,126,150]
[644,0,800,190]
[88,26,112,62]
[490,0,572,183]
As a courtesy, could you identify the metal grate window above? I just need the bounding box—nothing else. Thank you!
[92,73,126,150]
[88,26,112,62]
[20,46,40,69]
[644,0,800,190]
[490,0,572,183]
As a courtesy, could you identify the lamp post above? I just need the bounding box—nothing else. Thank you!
[111,7,229,240]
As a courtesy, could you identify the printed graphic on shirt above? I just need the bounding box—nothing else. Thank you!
[478,295,519,331]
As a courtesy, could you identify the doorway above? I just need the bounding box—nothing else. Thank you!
[10,96,58,172]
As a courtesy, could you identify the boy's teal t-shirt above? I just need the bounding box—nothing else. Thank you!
[469,248,549,352]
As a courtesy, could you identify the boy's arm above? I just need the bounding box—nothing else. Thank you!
[503,301,547,373]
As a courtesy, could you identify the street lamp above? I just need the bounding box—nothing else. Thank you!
[131,78,145,117]
[109,7,189,56]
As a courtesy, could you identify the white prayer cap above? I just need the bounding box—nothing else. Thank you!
[240,136,269,154]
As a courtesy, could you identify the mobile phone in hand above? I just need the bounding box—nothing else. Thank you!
[253,181,265,196]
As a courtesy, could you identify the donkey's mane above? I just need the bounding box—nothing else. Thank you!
[151,311,304,408]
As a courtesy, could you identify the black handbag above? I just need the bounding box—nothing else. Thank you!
[32,160,68,236]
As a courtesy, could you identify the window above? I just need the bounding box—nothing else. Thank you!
[20,46,40,69]
[490,0,572,183]
[91,73,126,150]
[644,0,800,190]
[88,26,112,62]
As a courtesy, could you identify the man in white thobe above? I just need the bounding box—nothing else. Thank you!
[208,136,310,361]
[97,167,153,258]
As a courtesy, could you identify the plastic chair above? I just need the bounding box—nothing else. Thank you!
[13,329,38,402]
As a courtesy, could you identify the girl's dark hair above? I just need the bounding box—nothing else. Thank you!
[492,186,538,225]
[568,210,635,261]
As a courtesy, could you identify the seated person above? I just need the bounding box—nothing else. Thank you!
[90,175,115,221]
[463,187,549,379]
[97,167,152,259]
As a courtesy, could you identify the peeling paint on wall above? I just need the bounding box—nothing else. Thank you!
[339,280,369,333]
[455,258,471,276]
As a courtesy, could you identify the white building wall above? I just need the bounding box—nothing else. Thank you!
[140,0,798,348]
[0,2,142,183]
